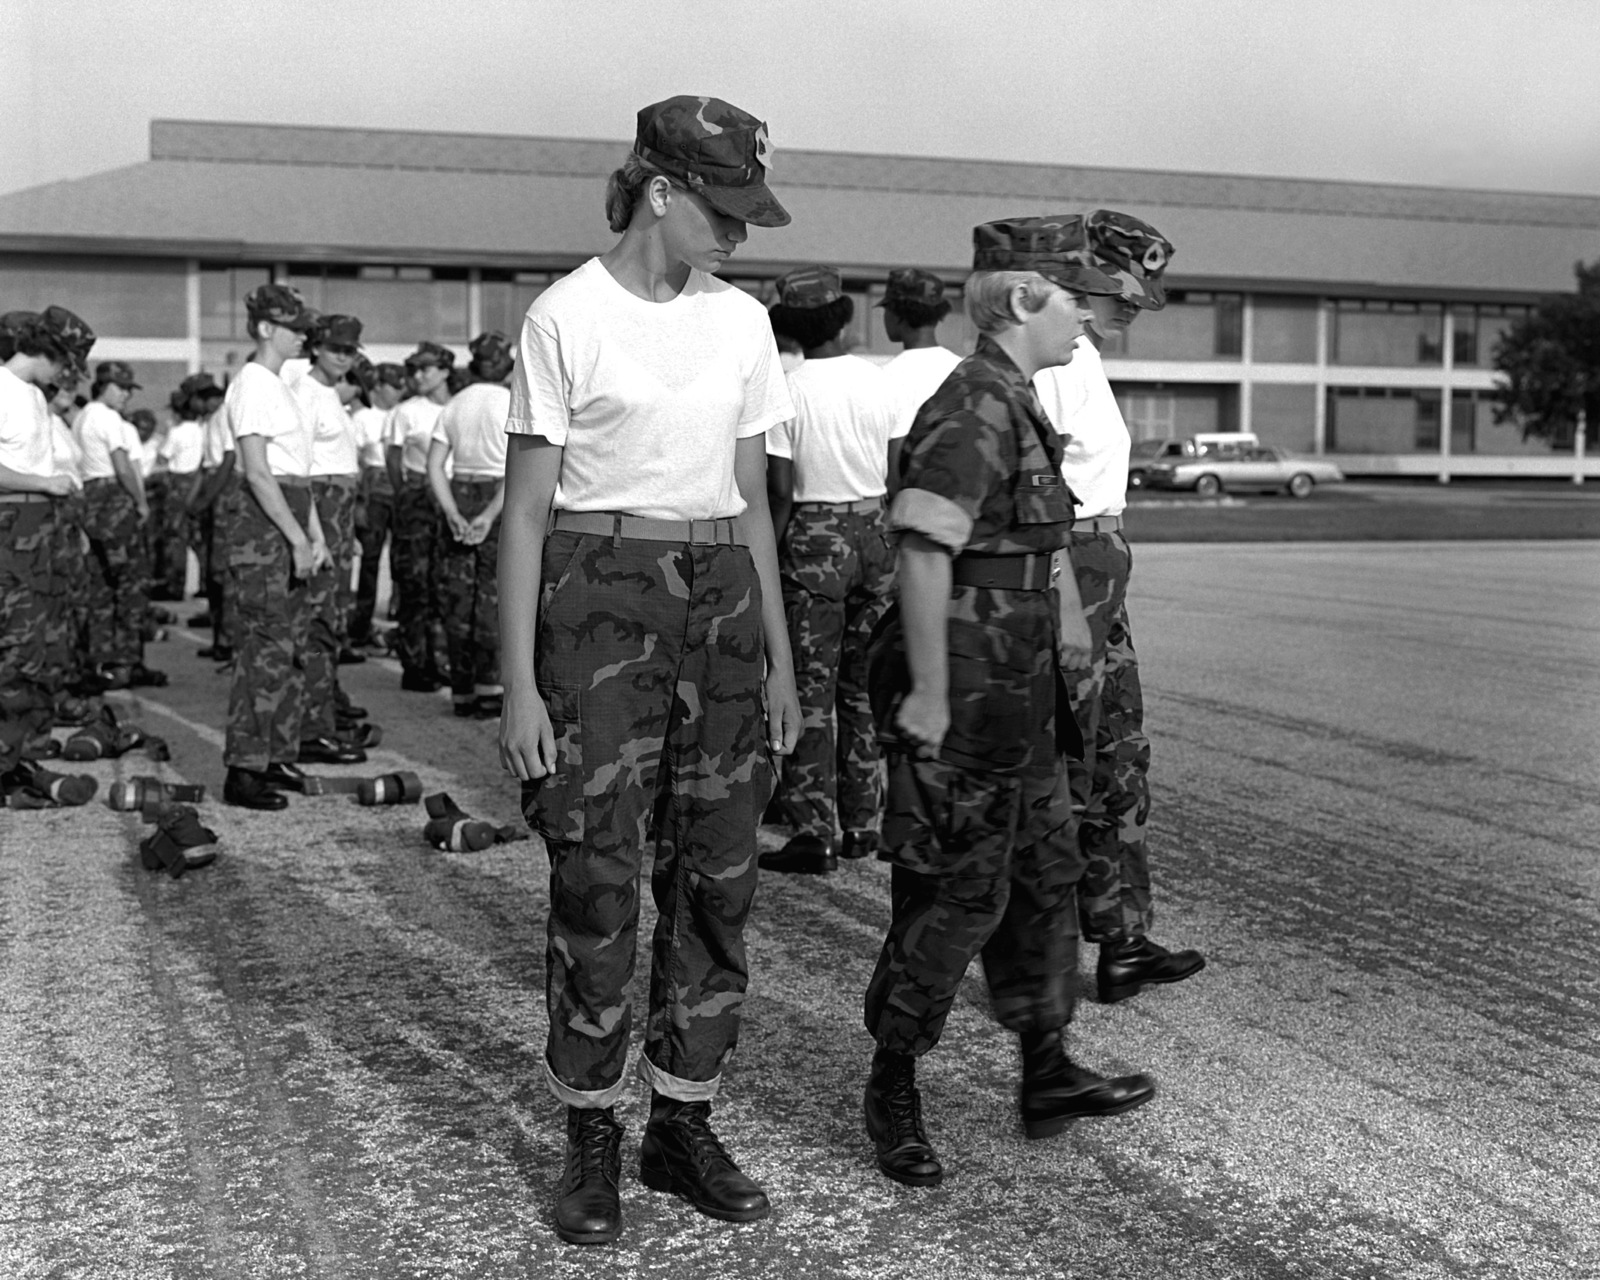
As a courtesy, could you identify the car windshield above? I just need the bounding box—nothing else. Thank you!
[1131,440,1176,459]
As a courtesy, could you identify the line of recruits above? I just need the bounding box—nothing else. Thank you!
[209,304,513,810]
[0,293,514,811]
[497,94,1207,1248]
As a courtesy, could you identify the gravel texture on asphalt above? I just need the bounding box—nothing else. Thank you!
[2,541,1597,1279]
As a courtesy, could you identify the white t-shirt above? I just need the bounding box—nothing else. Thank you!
[387,397,445,475]
[508,258,791,521]
[280,357,311,388]
[294,375,360,476]
[351,406,391,470]
[51,414,85,487]
[201,406,233,470]
[227,361,311,479]
[880,345,963,437]
[138,436,161,479]
[1033,338,1129,519]
[160,420,205,475]
[432,382,510,479]
[0,367,57,483]
[76,401,140,482]
[767,354,903,503]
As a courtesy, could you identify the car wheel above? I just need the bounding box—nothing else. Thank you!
[1128,471,1145,490]
[1194,474,1222,498]
[1287,472,1314,499]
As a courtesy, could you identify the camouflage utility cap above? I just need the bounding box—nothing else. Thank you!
[244,283,316,332]
[1087,209,1175,310]
[405,341,455,371]
[373,361,408,388]
[878,268,947,310]
[311,313,364,348]
[95,360,140,389]
[972,216,1121,295]
[635,94,790,229]
[129,408,157,431]
[772,265,842,309]
[42,305,96,371]
[178,372,223,400]
[469,330,513,366]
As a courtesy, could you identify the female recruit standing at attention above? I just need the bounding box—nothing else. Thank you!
[498,95,799,1247]
[220,284,328,811]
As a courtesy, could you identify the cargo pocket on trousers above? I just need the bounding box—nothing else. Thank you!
[522,682,586,843]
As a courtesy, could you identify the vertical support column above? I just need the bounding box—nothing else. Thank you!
[185,260,202,374]
[1238,294,1254,438]
[1438,307,1454,485]
[1313,300,1329,455]
[467,268,483,345]
[1577,407,1588,486]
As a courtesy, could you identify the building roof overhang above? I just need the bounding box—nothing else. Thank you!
[0,119,1595,301]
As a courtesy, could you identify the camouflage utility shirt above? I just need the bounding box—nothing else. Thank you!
[887,335,1076,557]
[879,336,1079,774]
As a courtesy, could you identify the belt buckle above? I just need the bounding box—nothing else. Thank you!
[689,519,711,544]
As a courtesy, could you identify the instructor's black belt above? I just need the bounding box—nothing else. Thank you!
[951,551,1061,592]
[551,509,746,547]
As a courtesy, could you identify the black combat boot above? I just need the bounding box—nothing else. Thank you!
[554,1106,624,1246]
[863,1047,942,1187]
[638,1094,769,1222]
[1096,935,1206,1003]
[1018,1028,1155,1140]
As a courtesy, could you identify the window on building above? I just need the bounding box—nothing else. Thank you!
[1250,296,1319,363]
[0,254,190,338]
[1122,291,1242,361]
[481,270,557,337]
[1451,303,1532,368]
[285,265,470,343]
[1326,386,1442,453]
[1249,383,1317,451]
[200,264,272,340]
[1330,299,1444,366]
[1448,389,1550,455]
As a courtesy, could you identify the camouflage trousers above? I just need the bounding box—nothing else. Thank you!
[303,478,357,740]
[196,472,234,651]
[0,500,57,772]
[82,478,147,669]
[43,494,90,695]
[147,472,196,600]
[774,501,895,840]
[436,478,502,700]
[522,530,772,1106]
[222,483,312,770]
[350,470,393,644]
[1063,530,1153,942]
[391,476,445,679]
[864,751,1083,1056]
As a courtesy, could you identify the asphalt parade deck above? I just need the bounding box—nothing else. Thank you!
[3,541,1598,1280]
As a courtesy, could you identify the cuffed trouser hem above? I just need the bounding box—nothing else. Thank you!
[635,1054,721,1103]
[544,1058,629,1110]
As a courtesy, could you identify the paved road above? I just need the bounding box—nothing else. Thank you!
[3,542,1597,1279]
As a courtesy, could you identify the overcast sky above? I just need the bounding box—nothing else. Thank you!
[3,0,1598,199]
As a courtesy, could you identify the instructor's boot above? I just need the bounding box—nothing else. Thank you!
[1018,1028,1154,1140]
[639,1094,769,1223]
[553,1106,623,1246]
[1096,935,1206,1004]
[863,1048,942,1187]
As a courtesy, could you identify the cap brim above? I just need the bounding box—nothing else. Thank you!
[1039,262,1124,296]
[698,180,791,229]
[1096,262,1167,309]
